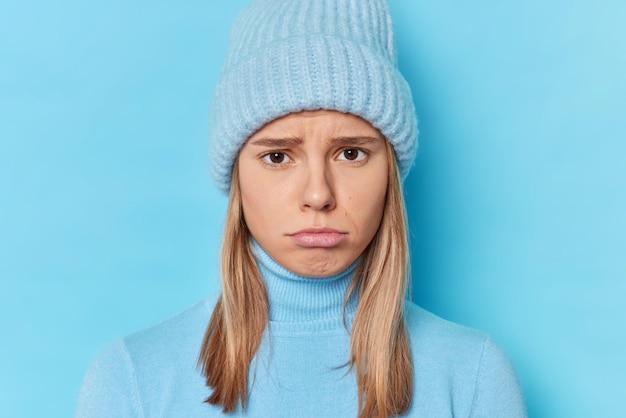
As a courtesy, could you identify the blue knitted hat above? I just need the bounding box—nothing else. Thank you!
[209,0,418,194]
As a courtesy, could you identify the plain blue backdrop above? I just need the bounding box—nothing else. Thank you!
[1,1,624,417]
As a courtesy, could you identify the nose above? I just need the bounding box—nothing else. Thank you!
[299,163,336,211]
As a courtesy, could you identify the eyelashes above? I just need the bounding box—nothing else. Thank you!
[259,148,369,168]
[337,148,366,162]
[262,152,293,165]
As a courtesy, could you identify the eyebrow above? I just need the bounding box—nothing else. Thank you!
[249,137,303,147]
[330,136,382,146]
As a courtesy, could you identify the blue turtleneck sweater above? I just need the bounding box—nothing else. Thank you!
[76,244,526,417]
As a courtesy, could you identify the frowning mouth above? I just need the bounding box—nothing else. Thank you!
[288,228,347,248]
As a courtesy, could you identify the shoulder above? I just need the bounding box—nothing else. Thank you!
[404,302,486,340]
[122,293,218,361]
[75,338,142,418]
[404,302,489,387]
[76,293,221,418]
[403,302,527,417]
[116,293,220,384]
[404,301,489,367]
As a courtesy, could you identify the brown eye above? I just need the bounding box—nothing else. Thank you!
[262,152,292,165]
[269,152,285,163]
[343,149,358,160]
[339,149,364,161]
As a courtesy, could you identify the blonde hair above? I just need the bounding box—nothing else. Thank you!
[198,141,412,417]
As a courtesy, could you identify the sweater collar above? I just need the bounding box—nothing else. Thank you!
[251,240,359,328]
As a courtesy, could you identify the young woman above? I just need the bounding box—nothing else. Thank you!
[77,1,527,417]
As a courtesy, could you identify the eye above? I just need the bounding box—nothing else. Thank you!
[337,148,366,162]
[262,152,292,165]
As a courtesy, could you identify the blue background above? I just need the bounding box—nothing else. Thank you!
[1,1,624,417]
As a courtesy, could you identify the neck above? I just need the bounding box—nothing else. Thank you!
[251,241,359,333]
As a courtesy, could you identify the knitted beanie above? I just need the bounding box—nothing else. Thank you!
[209,0,418,194]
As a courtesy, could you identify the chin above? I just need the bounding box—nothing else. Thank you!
[297,250,355,277]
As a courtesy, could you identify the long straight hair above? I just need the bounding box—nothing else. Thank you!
[198,141,412,417]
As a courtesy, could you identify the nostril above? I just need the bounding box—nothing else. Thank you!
[299,169,336,210]
[300,190,335,211]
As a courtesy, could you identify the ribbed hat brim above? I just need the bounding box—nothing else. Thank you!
[209,35,418,194]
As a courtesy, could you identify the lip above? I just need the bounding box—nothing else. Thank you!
[288,227,347,248]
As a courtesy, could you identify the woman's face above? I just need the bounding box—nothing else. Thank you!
[238,110,389,277]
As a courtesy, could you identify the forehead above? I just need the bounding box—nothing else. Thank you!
[248,110,383,141]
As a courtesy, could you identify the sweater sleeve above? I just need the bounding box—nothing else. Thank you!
[469,336,527,418]
[75,339,144,418]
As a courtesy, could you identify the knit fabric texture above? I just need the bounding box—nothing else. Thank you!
[209,0,418,194]
[76,244,528,417]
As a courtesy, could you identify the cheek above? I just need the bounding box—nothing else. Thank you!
[240,181,268,229]
[239,170,288,238]
[239,166,265,229]
[344,173,388,235]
